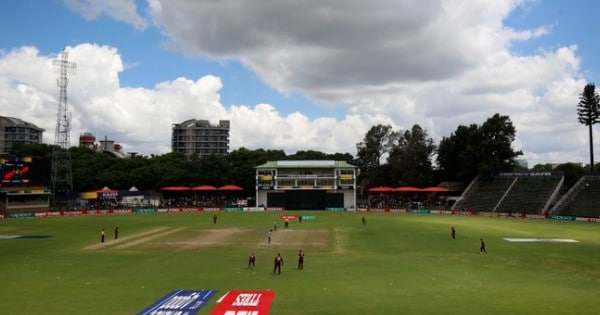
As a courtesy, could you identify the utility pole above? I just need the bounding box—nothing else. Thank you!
[50,48,76,209]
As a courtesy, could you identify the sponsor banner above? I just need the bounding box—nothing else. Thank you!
[35,212,61,218]
[325,207,346,212]
[356,207,368,212]
[389,208,407,213]
[525,214,546,220]
[368,208,386,212]
[60,211,84,216]
[210,290,275,315]
[498,212,526,218]
[111,209,133,214]
[138,289,217,315]
[87,210,111,216]
[7,212,35,219]
[280,215,297,220]
[167,208,182,213]
[0,214,5,219]
[409,209,431,214]
[265,207,284,211]
[432,210,453,215]
[549,215,576,222]
[135,208,158,214]
[575,217,600,223]
[223,207,244,212]
[497,171,563,177]
[301,215,316,220]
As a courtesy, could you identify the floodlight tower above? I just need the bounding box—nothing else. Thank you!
[50,48,76,201]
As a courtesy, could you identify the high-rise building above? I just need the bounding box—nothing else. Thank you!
[0,116,44,155]
[171,119,230,156]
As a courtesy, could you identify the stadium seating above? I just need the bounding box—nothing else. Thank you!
[454,175,563,214]
[551,176,600,217]
[453,176,515,211]
[496,176,562,213]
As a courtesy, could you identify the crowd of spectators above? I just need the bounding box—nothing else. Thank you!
[367,194,448,209]
[2,195,49,208]
[159,194,237,208]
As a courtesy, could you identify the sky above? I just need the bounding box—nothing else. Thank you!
[1,0,599,167]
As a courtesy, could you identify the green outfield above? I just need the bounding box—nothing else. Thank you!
[1,211,599,314]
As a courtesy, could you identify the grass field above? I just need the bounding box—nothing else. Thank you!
[1,211,600,314]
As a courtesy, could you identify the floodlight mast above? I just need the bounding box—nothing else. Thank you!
[50,48,76,203]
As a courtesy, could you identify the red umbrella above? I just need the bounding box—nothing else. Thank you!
[421,186,449,192]
[218,184,243,191]
[395,186,422,192]
[191,185,218,191]
[160,186,192,191]
[368,186,394,193]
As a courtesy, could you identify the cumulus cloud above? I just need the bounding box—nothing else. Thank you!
[1,0,598,167]
[64,0,148,30]
[0,44,376,157]
[144,0,596,166]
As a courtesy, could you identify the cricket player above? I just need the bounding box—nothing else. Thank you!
[297,250,305,270]
[273,253,283,274]
[248,253,256,269]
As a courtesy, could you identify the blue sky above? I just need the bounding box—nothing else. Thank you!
[1,0,332,119]
[1,0,599,167]
[505,1,599,82]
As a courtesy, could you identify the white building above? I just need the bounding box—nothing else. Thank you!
[255,160,357,210]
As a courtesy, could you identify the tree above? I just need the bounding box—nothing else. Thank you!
[477,114,523,176]
[355,125,398,191]
[387,124,436,186]
[355,125,396,172]
[577,83,600,172]
[436,114,522,182]
[436,124,479,182]
[531,163,554,172]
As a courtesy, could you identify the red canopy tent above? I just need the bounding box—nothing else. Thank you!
[218,184,243,191]
[160,186,191,192]
[96,186,118,198]
[191,185,218,191]
[395,186,422,192]
[368,186,395,193]
[96,186,117,193]
[421,186,449,192]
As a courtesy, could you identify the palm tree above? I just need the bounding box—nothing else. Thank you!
[577,83,600,172]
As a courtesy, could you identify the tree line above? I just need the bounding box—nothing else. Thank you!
[8,111,597,197]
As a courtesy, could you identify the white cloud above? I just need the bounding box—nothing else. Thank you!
[0,44,379,158]
[64,0,148,30]
[144,0,596,166]
[1,0,598,168]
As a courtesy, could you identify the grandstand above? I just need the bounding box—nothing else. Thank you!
[549,175,600,217]
[496,175,563,213]
[0,186,51,215]
[255,160,357,210]
[453,176,514,211]
[453,172,563,213]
